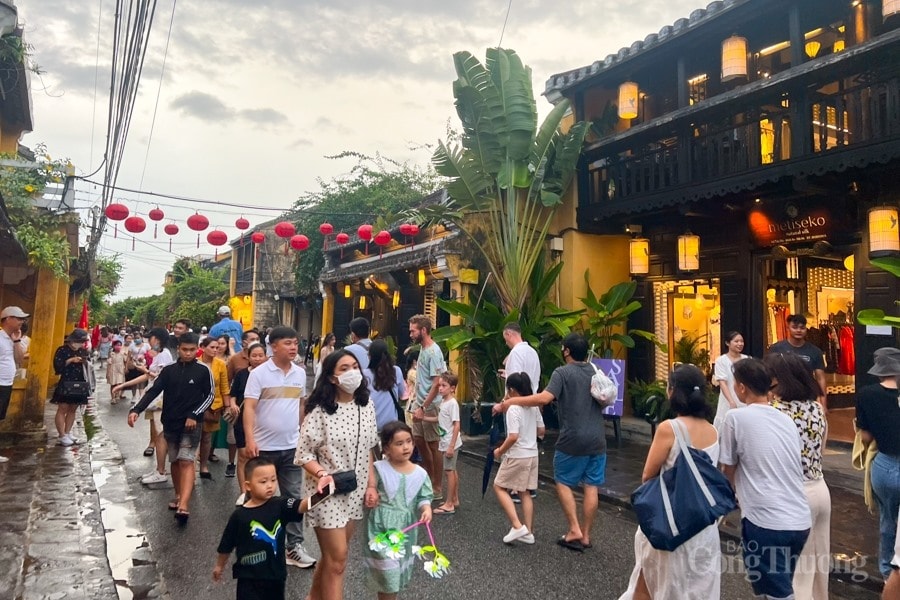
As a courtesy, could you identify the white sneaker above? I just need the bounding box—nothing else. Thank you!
[235,492,247,506]
[286,544,317,568]
[519,533,535,544]
[58,434,74,447]
[0,455,8,463]
[503,525,530,544]
[141,471,168,484]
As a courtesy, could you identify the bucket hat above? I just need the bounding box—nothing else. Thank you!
[868,347,900,378]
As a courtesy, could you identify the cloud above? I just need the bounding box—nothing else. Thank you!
[239,108,288,126]
[170,91,233,121]
[287,137,313,149]
[313,117,351,136]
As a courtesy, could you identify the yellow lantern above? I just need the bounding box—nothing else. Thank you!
[618,82,639,120]
[868,206,900,258]
[843,254,855,271]
[418,268,427,287]
[392,290,401,309]
[358,296,366,310]
[885,0,900,19]
[804,40,821,58]
[629,238,650,275]
[721,36,748,82]
[678,233,700,271]
[344,283,352,298]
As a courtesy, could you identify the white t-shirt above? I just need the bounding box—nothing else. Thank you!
[0,330,16,386]
[130,342,150,360]
[505,405,540,459]
[437,397,463,452]
[144,348,174,411]
[718,403,811,531]
[505,341,541,393]
[244,358,306,451]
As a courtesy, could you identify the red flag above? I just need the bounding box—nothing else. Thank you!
[78,299,89,329]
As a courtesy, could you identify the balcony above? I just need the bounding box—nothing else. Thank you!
[580,31,900,221]
[234,266,253,296]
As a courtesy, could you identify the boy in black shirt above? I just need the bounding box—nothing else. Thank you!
[213,457,327,600]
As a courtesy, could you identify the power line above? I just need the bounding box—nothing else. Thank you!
[138,0,176,190]
[89,0,104,171]
[497,0,514,47]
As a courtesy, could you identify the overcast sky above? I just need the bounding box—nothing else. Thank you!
[18,0,701,301]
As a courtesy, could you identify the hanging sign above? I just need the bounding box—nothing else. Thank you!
[749,204,832,247]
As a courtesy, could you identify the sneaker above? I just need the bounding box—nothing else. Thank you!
[225,463,236,478]
[286,544,317,569]
[503,525,530,544]
[235,492,247,506]
[59,434,74,447]
[529,489,537,499]
[510,491,521,504]
[519,533,535,544]
[141,471,169,484]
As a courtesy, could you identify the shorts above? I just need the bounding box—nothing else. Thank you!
[411,406,441,442]
[164,428,202,463]
[236,578,285,600]
[741,518,809,599]
[144,409,162,427]
[442,450,458,471]
[0,385,11,420]
[495,455,539,492]
[553,450,606,488]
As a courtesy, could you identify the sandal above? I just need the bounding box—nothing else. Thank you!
[208,453,220,463]
[167,499,179,510]
[433,506,456,515]
[556,536,585,552]
[174,510,189,525]
[143,447,155,457]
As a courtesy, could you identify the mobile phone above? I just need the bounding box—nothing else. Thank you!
[306,481,335,511]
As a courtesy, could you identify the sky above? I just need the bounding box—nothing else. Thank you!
[17,0,702,300]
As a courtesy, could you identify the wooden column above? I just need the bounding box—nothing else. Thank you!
[23,269,60,420]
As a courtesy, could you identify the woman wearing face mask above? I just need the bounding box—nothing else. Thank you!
[51,329,92,446]
[296,349,378,600]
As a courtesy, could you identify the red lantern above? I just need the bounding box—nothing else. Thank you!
[290,234,310,251]
[358,224,373,254]
[235,217,250,230]
[274,221,296,254]
[319,222,334,235]
[148,207,164,237]
[207,229,228,259]
[124,216,146,251]
[335,231,350,259]
[374,230,391,258]
[187,212,209,248]
[399,223,413,236]
[104,203,129,238]
[408,224,420,248]
[251,231,266,244]
[164,222,179,252]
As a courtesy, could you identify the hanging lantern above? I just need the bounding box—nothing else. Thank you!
[373,230,391,257]
[392,289,401,309]
[124,216,146,251]
[868,206,900,258]
[399,223,413,237]
[358,224,373,254]
[274,221,296,254]
[721,35,748,82]
[408,224,420,248]
[148,207,165,238]
[187,212,210,248]
[344,283,352,298]
[418,268,427,287]
[629,238,650,275]
[677,232,701,271]
[164,222,179,252]
[235,216,250,231]
[336,231,350,259]
[104,203,129,238]
[319,222,334,235]
[618,82,639,120]
[359,296,367,310]
[885,0,900,20]
[207,229,228,259]
[290,234,310,251]
[251,231,266,260]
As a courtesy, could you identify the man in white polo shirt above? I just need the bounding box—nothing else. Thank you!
[0,306,29,463]
[242,325,316,569]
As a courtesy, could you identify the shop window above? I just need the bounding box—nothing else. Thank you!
[688,74,708,106]
[652,280,721,380]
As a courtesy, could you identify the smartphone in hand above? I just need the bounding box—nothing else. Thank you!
[306,481,335,511]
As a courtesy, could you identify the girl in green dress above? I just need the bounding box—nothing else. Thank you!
[364,421,433,599]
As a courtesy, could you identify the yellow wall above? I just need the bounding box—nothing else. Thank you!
[229,295,254,329]
[0,115,22,154]
[556,232,630,312]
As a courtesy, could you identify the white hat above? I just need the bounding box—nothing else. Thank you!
[217,305,231,316]
[1,306,29,320]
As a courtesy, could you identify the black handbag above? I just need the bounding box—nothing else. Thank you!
[388,388,405,422]
[331,405,361,495]
[61,380,90,397]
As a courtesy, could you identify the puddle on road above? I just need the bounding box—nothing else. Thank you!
[100,499,146,599]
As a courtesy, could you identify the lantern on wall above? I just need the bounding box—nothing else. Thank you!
[335,231,350,258]
[164,222,179,252]
[187,212,210,248]
[884,0,900,20]
[418,268,427,287]
[629,238,650,275]
[392,289,401,309]
[358,296,367,310]
[104,202,129,238]
[358,224,373,254]
[618,82,639,120]
[677,232,701,271]
[373,230,391,257]
[148,207,164,238]
[207,229,228,259]
[868,206,900,258]
[290,234,310,252]
[124,216,146,251]
[344,283,352,298]
[721,35,748,82]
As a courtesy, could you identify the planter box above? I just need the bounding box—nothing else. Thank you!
[460,402,496,436]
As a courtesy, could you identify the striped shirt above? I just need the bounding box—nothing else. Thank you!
[244,359,306,451]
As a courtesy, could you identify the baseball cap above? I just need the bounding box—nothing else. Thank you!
[217,306,231,316]
[1,306,29,320]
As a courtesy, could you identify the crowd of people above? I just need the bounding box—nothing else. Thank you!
[1,301,899,599]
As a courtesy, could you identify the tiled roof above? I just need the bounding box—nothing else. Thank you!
[543,0,748,98]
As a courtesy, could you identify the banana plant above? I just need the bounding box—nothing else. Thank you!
[857,256,900,329]
[581,273,667,359]
[419,48,589,314]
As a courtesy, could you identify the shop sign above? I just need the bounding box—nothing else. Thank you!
[592,358,625,418]
[749,204,831,247]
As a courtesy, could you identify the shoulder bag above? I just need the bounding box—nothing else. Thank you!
[631,419,736,551]
[388,387,406,422]
[331,405,360,495]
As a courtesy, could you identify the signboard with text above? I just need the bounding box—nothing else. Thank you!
[592,358,625,418]
[748,205,831,247]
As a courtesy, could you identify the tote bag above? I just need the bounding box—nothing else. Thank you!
[631,419,736,551]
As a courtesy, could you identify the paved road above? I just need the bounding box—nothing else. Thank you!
[93,387,877,600]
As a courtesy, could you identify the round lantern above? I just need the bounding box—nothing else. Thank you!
[290,234,310,251]
[207,229,228,259]
[408,223,420,248]
[104,202,129,238]
[164,222,179,251]
[358,224,373,254]
[399,223,413,237]
[335,231,350,259]
[251,231,266,244]
[274,221,296,238]
[148,207,164,238]
[187,212,209,248]
[319,222,334,235]
[235,217,250,230]
[124,216,146,251]
[374,230,391,258]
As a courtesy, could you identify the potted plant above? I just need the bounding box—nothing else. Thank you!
[627,378,670,437]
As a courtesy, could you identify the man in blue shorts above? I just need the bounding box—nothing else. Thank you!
[495,332,606,552]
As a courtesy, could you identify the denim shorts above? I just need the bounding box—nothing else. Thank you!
[553,450,606,488]
[741,518,809,599]
[164,427,201,463]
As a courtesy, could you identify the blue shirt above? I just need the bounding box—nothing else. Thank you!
[364,366,406,432]
[209,318,245,352]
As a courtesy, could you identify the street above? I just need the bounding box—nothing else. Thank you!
[91,381,878,600]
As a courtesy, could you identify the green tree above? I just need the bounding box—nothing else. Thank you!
[424,48,589,313]
[291,152,440,297]
[857,256,900,329]
[87,254,123,318]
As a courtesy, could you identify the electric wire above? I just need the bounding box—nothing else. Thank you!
[89,0,104,171]
[497,0,513,48]
[139,0,176,191]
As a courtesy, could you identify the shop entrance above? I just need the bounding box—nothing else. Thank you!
[651,279,721,381]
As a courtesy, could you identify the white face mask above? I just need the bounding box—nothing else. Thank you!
[336,369,363,393]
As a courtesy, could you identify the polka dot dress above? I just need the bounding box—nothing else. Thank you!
[296,400,378,529]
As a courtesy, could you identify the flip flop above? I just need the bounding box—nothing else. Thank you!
[433,506,456,515]
[174,510,190,525]
[582,542,593,549]
[556,536,584,552]
[143,447,155,457]
[167,499,179,510]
